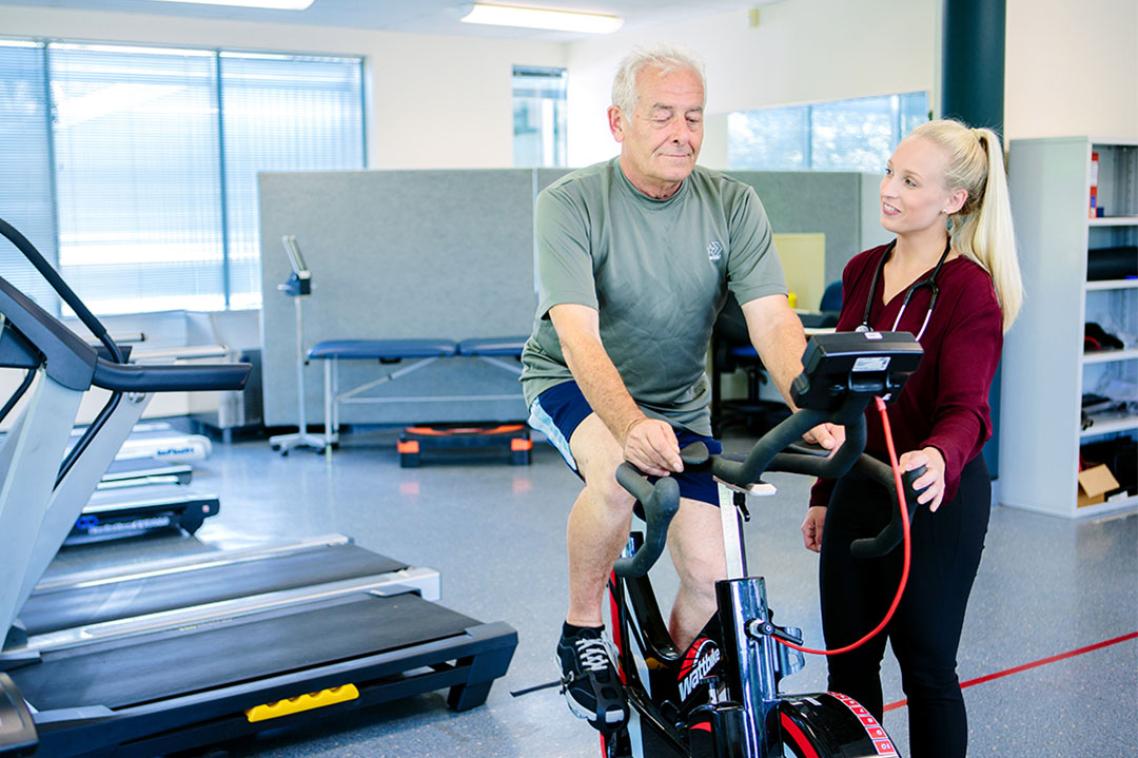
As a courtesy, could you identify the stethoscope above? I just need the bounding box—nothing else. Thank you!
[856,237,951,342]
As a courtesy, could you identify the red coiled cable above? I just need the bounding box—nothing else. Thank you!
[777,395,912,656]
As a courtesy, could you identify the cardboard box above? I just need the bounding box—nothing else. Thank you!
[1077,464,1121,508]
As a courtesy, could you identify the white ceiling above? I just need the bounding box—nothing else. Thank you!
[0,0,755,41]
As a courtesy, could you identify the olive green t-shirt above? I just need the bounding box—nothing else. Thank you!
[520,158,787,436]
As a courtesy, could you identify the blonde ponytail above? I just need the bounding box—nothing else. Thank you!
[909,120,1024,332]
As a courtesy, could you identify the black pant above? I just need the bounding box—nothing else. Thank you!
[820,455,990,758]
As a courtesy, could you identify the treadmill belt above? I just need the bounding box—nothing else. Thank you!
[15,592,477,712]
[22,544,409,635]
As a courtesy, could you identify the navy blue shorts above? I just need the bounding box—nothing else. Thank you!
[528,380,723,506]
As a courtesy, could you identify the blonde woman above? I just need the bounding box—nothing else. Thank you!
[801,119,1023,758]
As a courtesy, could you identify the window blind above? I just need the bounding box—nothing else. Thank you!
[49,42,224,315]
[0,40,57,311]
[220,52,365,309]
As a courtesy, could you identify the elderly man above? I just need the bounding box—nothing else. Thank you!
[520,46,831,731]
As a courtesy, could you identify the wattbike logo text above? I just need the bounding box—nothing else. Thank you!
[677,638,721,702]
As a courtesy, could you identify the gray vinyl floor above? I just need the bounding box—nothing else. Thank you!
[47,428,1138,758]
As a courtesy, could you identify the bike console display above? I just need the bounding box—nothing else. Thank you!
[792,331,923,412]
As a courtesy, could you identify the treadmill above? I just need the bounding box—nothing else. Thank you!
[3,393,214,544]
[0,217,517,757]
[98,457,193,488]
[68,445,215,545]
[67,483,220,544]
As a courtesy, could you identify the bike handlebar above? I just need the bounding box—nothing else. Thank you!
[848,456,924,559]
[612,466,679,577]
[613,400,925,577]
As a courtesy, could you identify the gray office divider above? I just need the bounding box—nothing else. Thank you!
[258,167,881,429]
[535,168,573,193]
[258,169,537,428]
[726,171,877,289]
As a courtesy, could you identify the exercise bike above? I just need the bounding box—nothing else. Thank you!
[604,330,925,758]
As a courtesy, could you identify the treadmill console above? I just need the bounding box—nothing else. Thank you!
[792,331,923,411]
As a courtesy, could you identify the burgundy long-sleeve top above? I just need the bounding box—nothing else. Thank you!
[809,243,1003,508]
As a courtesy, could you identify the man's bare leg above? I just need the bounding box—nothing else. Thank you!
[557,413,635,731]
[667,497,728,652]
[565,413,635,626]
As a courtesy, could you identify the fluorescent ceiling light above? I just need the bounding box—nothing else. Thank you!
[148,0,315,10]
[461,3,623,34]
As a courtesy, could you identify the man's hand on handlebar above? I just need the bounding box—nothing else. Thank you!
[622,417,683,477]
[800,505,826,553]
[803,422,845,453]
[900,446,947,511]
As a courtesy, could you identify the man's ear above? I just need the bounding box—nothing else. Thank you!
[607,105,625,142]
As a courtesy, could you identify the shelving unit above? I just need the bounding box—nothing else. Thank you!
[1085,279,1138,291]
[1089,216,1138,227]
[1083,348,1138,364]
[1001,137,1138,518]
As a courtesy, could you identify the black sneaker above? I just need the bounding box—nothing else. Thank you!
[557,626,629,731]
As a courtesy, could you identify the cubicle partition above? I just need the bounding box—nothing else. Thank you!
[258,167,882,429]
[258,169,537,427]
[728,171,887,287]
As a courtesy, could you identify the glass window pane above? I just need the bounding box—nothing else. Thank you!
[900,91,930,137]
[49,43,223,315]
[220,53,365,310]
[0,40,58,312]
[728,92,929,173]
[810,95,896,173]
[727,106,808,170]
[513,66,566,168]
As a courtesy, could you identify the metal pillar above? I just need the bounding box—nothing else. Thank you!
[941,0,1006,478]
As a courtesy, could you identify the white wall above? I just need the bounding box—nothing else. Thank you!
[564,0,1137,168]
[0,4,567,169]
[5,1,1131,170]
[565,1,938,168]
[1005,0,1138,142]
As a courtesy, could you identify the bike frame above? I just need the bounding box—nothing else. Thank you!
[601,332,924,758]
[607,466,903,756]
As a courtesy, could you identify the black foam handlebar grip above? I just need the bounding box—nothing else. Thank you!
[613,465,680,578]
[849,463,925,559]
[92,359,251,393]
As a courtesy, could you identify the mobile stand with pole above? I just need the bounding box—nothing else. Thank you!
[269,235,329,456]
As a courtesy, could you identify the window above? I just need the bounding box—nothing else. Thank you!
[51,43,224,315]
[220,52,365,310]
[0,40,56,310]
[513,66,566,168]
[0,38,365,315]
[728,92,929,173]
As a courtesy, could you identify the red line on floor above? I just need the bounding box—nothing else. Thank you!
[883,630,1138,712]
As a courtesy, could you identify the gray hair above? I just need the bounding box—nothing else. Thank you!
[611,46,706,115]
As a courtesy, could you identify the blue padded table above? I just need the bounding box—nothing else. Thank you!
[306,337,530,457]
[456,336,527,357]
[306,339,458,450]
[456,336,527,376]
[308,339,458,362]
